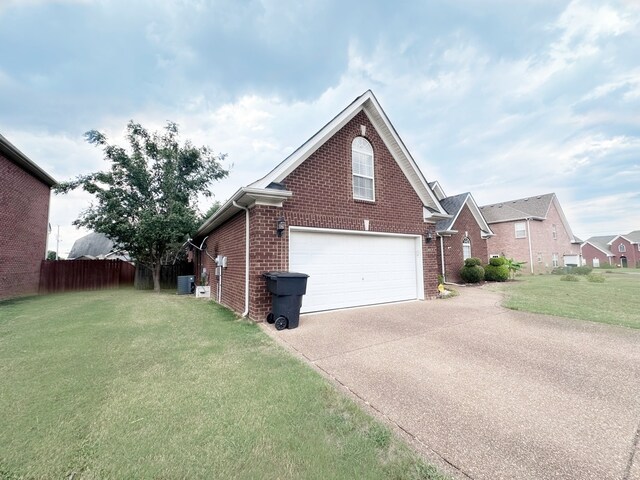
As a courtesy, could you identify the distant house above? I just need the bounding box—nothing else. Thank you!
[0,133,56,299]
[479,193,581,274]
[581,231,640,268]
[430,182,494,283]
[68,232,130,261]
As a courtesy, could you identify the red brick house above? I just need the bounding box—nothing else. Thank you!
[0,133,56,299]
[582,231,640,268]
[429,181,494,283]
[194,91,449,321]
[479,193,581,274]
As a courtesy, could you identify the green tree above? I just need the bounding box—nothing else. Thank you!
[55,121,228,291]
[46,250,57,260]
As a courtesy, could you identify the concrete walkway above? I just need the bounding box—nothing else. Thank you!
[263,286,640,480]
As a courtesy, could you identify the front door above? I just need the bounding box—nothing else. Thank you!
[621,256,628,268]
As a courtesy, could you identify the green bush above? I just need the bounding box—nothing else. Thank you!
[587,274,605,283]
[460,264,484,283]
[571,266,592,275]
[489,256,507,266]
[484,264,509,282]
[551,267,565,275]
[464,257,482,267]
[560,274,579,282]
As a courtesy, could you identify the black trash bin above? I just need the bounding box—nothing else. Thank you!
[263,272,309,330]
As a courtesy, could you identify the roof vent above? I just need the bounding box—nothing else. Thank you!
[537,195,542,199]
[498,204,503,208]
[524,198,529,201]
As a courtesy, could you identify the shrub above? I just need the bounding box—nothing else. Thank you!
[464,257,482,267]
[484,264,510,282]
[489,256,507,266]
[587,274,605,283]
[571,266,592,275]
[551,267,565,275]
[437,274,444,285]
[560,274,579,282]
[460,264,484,283]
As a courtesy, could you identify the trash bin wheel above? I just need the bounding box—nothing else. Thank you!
[274,316,288,331]
[266,312,275,324]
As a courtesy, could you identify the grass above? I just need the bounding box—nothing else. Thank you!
[0,289,446,480]
[497,270,640,329]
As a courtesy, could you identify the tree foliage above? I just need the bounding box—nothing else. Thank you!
[55,121,228,290]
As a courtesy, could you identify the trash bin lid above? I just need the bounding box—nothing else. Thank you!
[263,271,309,278]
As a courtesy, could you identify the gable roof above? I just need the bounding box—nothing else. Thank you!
[607,234,634,245]
[0,133,56,187]
[249,90,446,216]
[582,235,616,256]
[436,192,494,236]
[198,90,448,236]
[626,230,640,243]
[428,181,446,201]
[479,193,555,223]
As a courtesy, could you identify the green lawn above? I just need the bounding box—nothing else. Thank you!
[498,270,640,329]
[0,290,445,480]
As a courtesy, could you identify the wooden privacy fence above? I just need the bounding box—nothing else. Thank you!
[39,260,135,294]
[134,262,194,290]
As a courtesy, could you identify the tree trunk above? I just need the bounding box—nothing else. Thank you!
[152,262,162,292]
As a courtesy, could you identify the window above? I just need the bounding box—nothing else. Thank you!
[552,224,557,239]
[619,244,626,253]
[352,137,374,201]
[462,237,471,260]
[552,253,559,267]
[593,258,600,268]
[515,222,526,239]
[537,253,543,263]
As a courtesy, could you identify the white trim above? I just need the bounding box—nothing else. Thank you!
[580,240,612,257]
[288,226,424,302]
[441,193,494,237]
[250,90,447,215]
[352,136,375,201]
[608,234,633,245]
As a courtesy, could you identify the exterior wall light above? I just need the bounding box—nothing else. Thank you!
[425,230,433,243]
[276,217,286,237]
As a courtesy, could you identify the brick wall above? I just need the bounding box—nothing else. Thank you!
[437,203,489,283]
[486,201,580,274]
[202,109,439,321]
[609,237,639,268]
[0,154,51,299]
[581,243,611,268]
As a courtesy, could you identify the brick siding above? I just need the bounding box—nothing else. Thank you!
[199,110,439,321]
[437,203,489,283]
[0,154,51,299]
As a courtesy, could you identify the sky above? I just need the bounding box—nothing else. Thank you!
[1,0,639,256]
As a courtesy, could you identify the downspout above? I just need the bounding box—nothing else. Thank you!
[233,201,250,317]
[526,218,534,273]
[439,235,446,282]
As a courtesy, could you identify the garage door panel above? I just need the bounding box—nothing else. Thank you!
[289,229,422,313]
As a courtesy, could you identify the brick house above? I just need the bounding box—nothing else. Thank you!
[582,231,640,268]
[0,133,56,299]
[429,181,494,283]
[479,193,581,274]
[194,90,449,321]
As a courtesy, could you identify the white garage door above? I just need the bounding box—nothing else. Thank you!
[289,228,423,313]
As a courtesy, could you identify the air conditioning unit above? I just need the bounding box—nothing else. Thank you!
[177,275,195,295]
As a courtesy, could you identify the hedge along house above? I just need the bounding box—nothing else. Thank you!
[429,182,494,283]
[194,90,449,321]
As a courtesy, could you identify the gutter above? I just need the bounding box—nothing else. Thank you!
[233,201,250,318]
[526,218,534,273]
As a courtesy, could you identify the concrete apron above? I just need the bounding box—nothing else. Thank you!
[261,286,640,480]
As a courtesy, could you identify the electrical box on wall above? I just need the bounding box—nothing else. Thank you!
[215,255,228,268]
[215,266,222,277]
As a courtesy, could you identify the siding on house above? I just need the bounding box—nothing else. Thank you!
[0,153,53,299]
[437,203,489,283]
[197,109,440,321]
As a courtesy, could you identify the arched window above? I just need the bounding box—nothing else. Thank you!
[462,237,471,260]
[619,244,626,253]
[352,137,374,201]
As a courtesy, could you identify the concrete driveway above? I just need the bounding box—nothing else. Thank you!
[265,286,640,480]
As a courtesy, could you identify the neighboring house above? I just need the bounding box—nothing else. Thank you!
[67,232,130,261]
[0,133,56,299]
[194,90,449,321]
[430,181,494,283]
[479,193,581,274]
[582,231,640,268]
